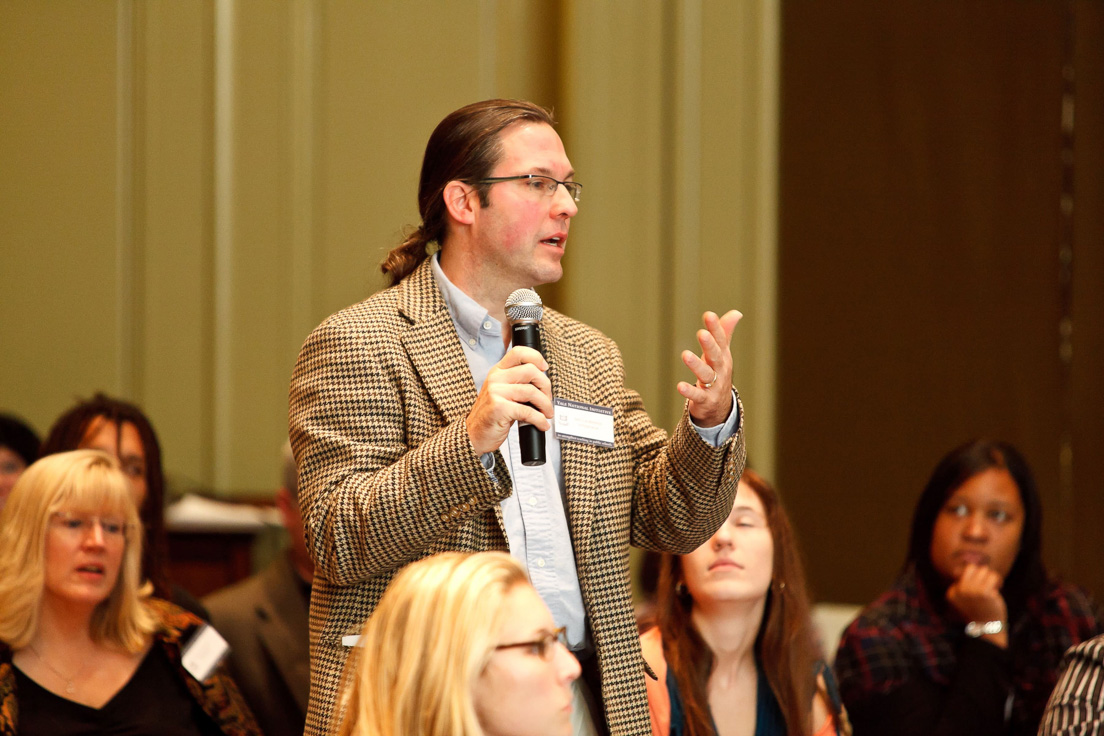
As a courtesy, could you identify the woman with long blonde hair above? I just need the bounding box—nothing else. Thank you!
[338,551,581,736]
[0,449,259,735]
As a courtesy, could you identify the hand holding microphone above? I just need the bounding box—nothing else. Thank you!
[465,289,552,462]
[505,289,547,466]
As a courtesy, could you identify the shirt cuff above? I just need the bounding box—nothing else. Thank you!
[690,390,740,448]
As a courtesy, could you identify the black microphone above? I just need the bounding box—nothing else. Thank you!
[505,288,546,466]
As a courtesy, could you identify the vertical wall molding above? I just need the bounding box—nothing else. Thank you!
[213,0,236,490]
[478,0,498,97]
[115,0,137,397]
[753,0,781,478]
[291,0,319,348]
[668,0,704,432]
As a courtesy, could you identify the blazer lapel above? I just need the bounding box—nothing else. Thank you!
[542,317,597,568]
[396,259,508,535]
[398,260,479,424]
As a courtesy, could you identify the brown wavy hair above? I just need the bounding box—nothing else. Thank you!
[654,468,824,735]
[380,99,556,285]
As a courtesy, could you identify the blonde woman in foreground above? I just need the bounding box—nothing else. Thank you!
[338,551,581,736]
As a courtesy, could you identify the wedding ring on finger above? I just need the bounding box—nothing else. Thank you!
[701,368,717,389]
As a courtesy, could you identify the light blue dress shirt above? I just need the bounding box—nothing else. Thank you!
[430,254,739,651]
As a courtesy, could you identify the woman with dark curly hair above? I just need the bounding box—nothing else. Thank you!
[835,439,1104,736]
[40,393,206,618]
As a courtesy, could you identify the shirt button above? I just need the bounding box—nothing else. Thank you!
[537,558,546,568]
[483,320,492,330]
[528,496,538,506]
[468,338,477,347]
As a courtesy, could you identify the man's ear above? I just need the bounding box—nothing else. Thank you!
[443,180,477,226]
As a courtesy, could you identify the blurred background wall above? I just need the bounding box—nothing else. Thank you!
[2,0,1101,606]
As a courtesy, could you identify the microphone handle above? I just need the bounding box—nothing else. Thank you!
[511,322,546,466]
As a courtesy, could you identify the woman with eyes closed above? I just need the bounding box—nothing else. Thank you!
[0,450,260,736]
[337,551,581,736]
[834,439,1104,736]
[640,468,848,736]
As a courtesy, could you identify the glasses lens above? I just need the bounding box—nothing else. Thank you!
[54,512,84,531]
[53,512,127,539]
[539,633,556,660]
[542,627,568,660]
[100,518,126,536]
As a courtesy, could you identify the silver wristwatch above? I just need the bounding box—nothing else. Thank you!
[965,620,1004,638]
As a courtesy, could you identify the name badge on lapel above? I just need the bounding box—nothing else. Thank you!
[553,398,614,448]
[181,623,230,682]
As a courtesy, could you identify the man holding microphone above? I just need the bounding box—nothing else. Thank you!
[290,99,745,736]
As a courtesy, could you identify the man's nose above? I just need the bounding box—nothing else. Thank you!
[551,183,578,218]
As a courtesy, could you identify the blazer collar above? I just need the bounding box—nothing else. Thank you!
[397,258,480,424]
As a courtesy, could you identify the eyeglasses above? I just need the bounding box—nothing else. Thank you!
[477,175,582,202]
[50,511,131,540]
[494,626,569,661]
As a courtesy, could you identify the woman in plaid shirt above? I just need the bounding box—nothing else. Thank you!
[834,439,1103,736]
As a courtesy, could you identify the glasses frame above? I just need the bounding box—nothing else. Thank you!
[494,626,569,661]
[49,510,133,541]
[476,174,582,202]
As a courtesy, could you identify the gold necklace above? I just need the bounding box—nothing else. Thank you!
[28,642,87,696]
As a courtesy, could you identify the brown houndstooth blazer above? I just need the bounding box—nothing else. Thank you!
[288,258,745,735]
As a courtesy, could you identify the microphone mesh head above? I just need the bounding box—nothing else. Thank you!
[505,288,543,322]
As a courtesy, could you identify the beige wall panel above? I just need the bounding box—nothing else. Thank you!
[558,3,670,428]
[559,1,778,470]
[488,0,560,105]
[1,1,777,502]
[136,2,216,492]
[697,1,778,474]
[311,2,487,326]
[213,0,301,492]
[0,3,122,433]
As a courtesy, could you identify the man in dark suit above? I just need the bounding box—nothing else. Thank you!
[204,443,312,736]
[290,99,745,736]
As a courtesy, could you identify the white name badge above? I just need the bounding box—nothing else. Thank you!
[181,624,230,682]
[553,398,615,448]
[342,635,362,647]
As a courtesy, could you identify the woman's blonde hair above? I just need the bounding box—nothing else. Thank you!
[337,551,530,736]
[0,449,156,651]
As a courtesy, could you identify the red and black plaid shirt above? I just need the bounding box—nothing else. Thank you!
[834,567,1103,735]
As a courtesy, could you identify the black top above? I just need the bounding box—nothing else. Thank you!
[845,637,1013,736]
[14,645,221,736]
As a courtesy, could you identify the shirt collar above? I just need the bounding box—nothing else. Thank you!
[430,252,503,343]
